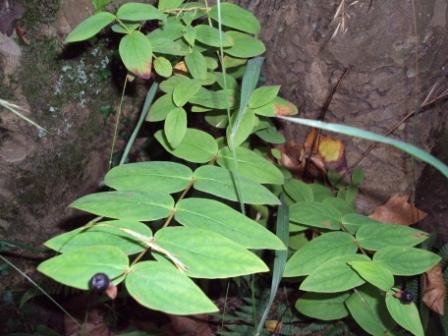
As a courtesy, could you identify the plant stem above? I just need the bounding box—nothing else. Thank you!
[109,75,128,169]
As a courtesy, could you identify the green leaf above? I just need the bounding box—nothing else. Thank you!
[92,0,112,11]
[346,285,396,336]
[194,24,233,48]
[119,31,153,79]
[154,56,173,78]
[341,213,379,234]
[149,37,189,56]
[154,227,269,278]
[209,3,261,35]
[309,183,333,201]
[223,55,247,68]
[224,31,265,58]
[71,191,174,221]
[105,161,193,194]
[300,254,369,293]
[323,197,354,215]
[205,111,228,129]
[289,201,342,230]
[216,72,238,90]
[386,291,424,336]
[155,128,218,163]
[160,75,189,94]
[117,3,166,22]
[296,293,350,321]
[272,96,298,116]
[356,223,429,251]
[164,107,187,148]
[226,109,258,148]
[44,219,151,255]
[184,49,207,80]
[158,0,185,10]
[349,261,394,291]
[173,79,202,107]
[283,179,314,202]
[147,94,175,122]
[125,261,218,315]
[193,165,280,205]
[175,198,285,250]
[217,147,284,185]
[111,23,140,34]
[189,87,235,109]
[373,246,441,276]
[183,25,196,46]
[252,104,275,117]
[65,12,116,43]
[279,116,448,179]
[38,246,128,290]
[255,126,285,144]
[249,86,280,109]
[284,232,357,277]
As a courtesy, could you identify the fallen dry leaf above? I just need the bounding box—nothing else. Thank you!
[369,194,427,226]
[265,319,282,333]
[318,135,344,162]
[174,61,188,74]
[423,264,446,315]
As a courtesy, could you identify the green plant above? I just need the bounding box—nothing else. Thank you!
[37,1,447,335]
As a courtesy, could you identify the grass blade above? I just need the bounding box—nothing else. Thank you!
[255,193,289,335]
[279,116,448,178]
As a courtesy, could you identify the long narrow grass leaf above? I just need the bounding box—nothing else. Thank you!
[0,98,47,133]
[119,81,159,165]
[255,193,289,335]
[279,116,448,178]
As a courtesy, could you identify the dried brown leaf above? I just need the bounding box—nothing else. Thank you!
[423,264,446,315]
[369,194,427,226]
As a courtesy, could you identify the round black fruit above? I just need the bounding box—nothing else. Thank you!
[89,273,110,293]
[399,290,414,304]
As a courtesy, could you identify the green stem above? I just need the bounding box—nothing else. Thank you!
[109,75,128,168]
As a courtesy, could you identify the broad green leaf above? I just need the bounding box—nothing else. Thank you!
[309,183,333,201]
[255,127,285,144]
[38,246,128,290]
[175,198,285,250]
[226,109,258,148]
[155,129,218,163]
[105,161,193,194]
[154,56,172,78]
[356,223,429,251]
[119,31,153,79]
[386,291,424,336]
[284,232,357,277]
[209,3,261,34]
[92,0,112,11]
[323,197,354,215]
[252,103,275,117]
[279,116,448,179]
[126,261,217,315]
[199,72,217,86]
[296,293,349,321]
[341,213,379,234]
[117,3,166,22]
[184,49,207,80]
[373,246,440,276]
[283,179,313,202]
[65,12,116,43]
[272,97,298,116]
[216,72,238,90]
[44,219,151,255]
[194,24,233,48]
[71,191,174,221]
[249,86,280,109]
[179,2,206,24]
[154,227,269,278]
[158,0,185,10]
[164,107,187,148]
[289,201,342,230]
[217,147,284,185]
[147,94,176,122]
[111,23,140,34]
[149,37,189,56]
[205,56,218,70]
[346,285,396,336]
[205,111,228,129]
[223,55,247,68]
[173,79,202,107]
[300,254,369,293]
[183,25,196,46]
[193,165,280,205]
[224,31,265,58]
[160,74,189,94]
[349,261,394,291]
[189,87,235,109]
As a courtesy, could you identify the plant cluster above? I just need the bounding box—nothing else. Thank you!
[37,1,445,335]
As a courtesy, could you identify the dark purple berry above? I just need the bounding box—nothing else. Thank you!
[89,273,110,293]
[399,290,414,304]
